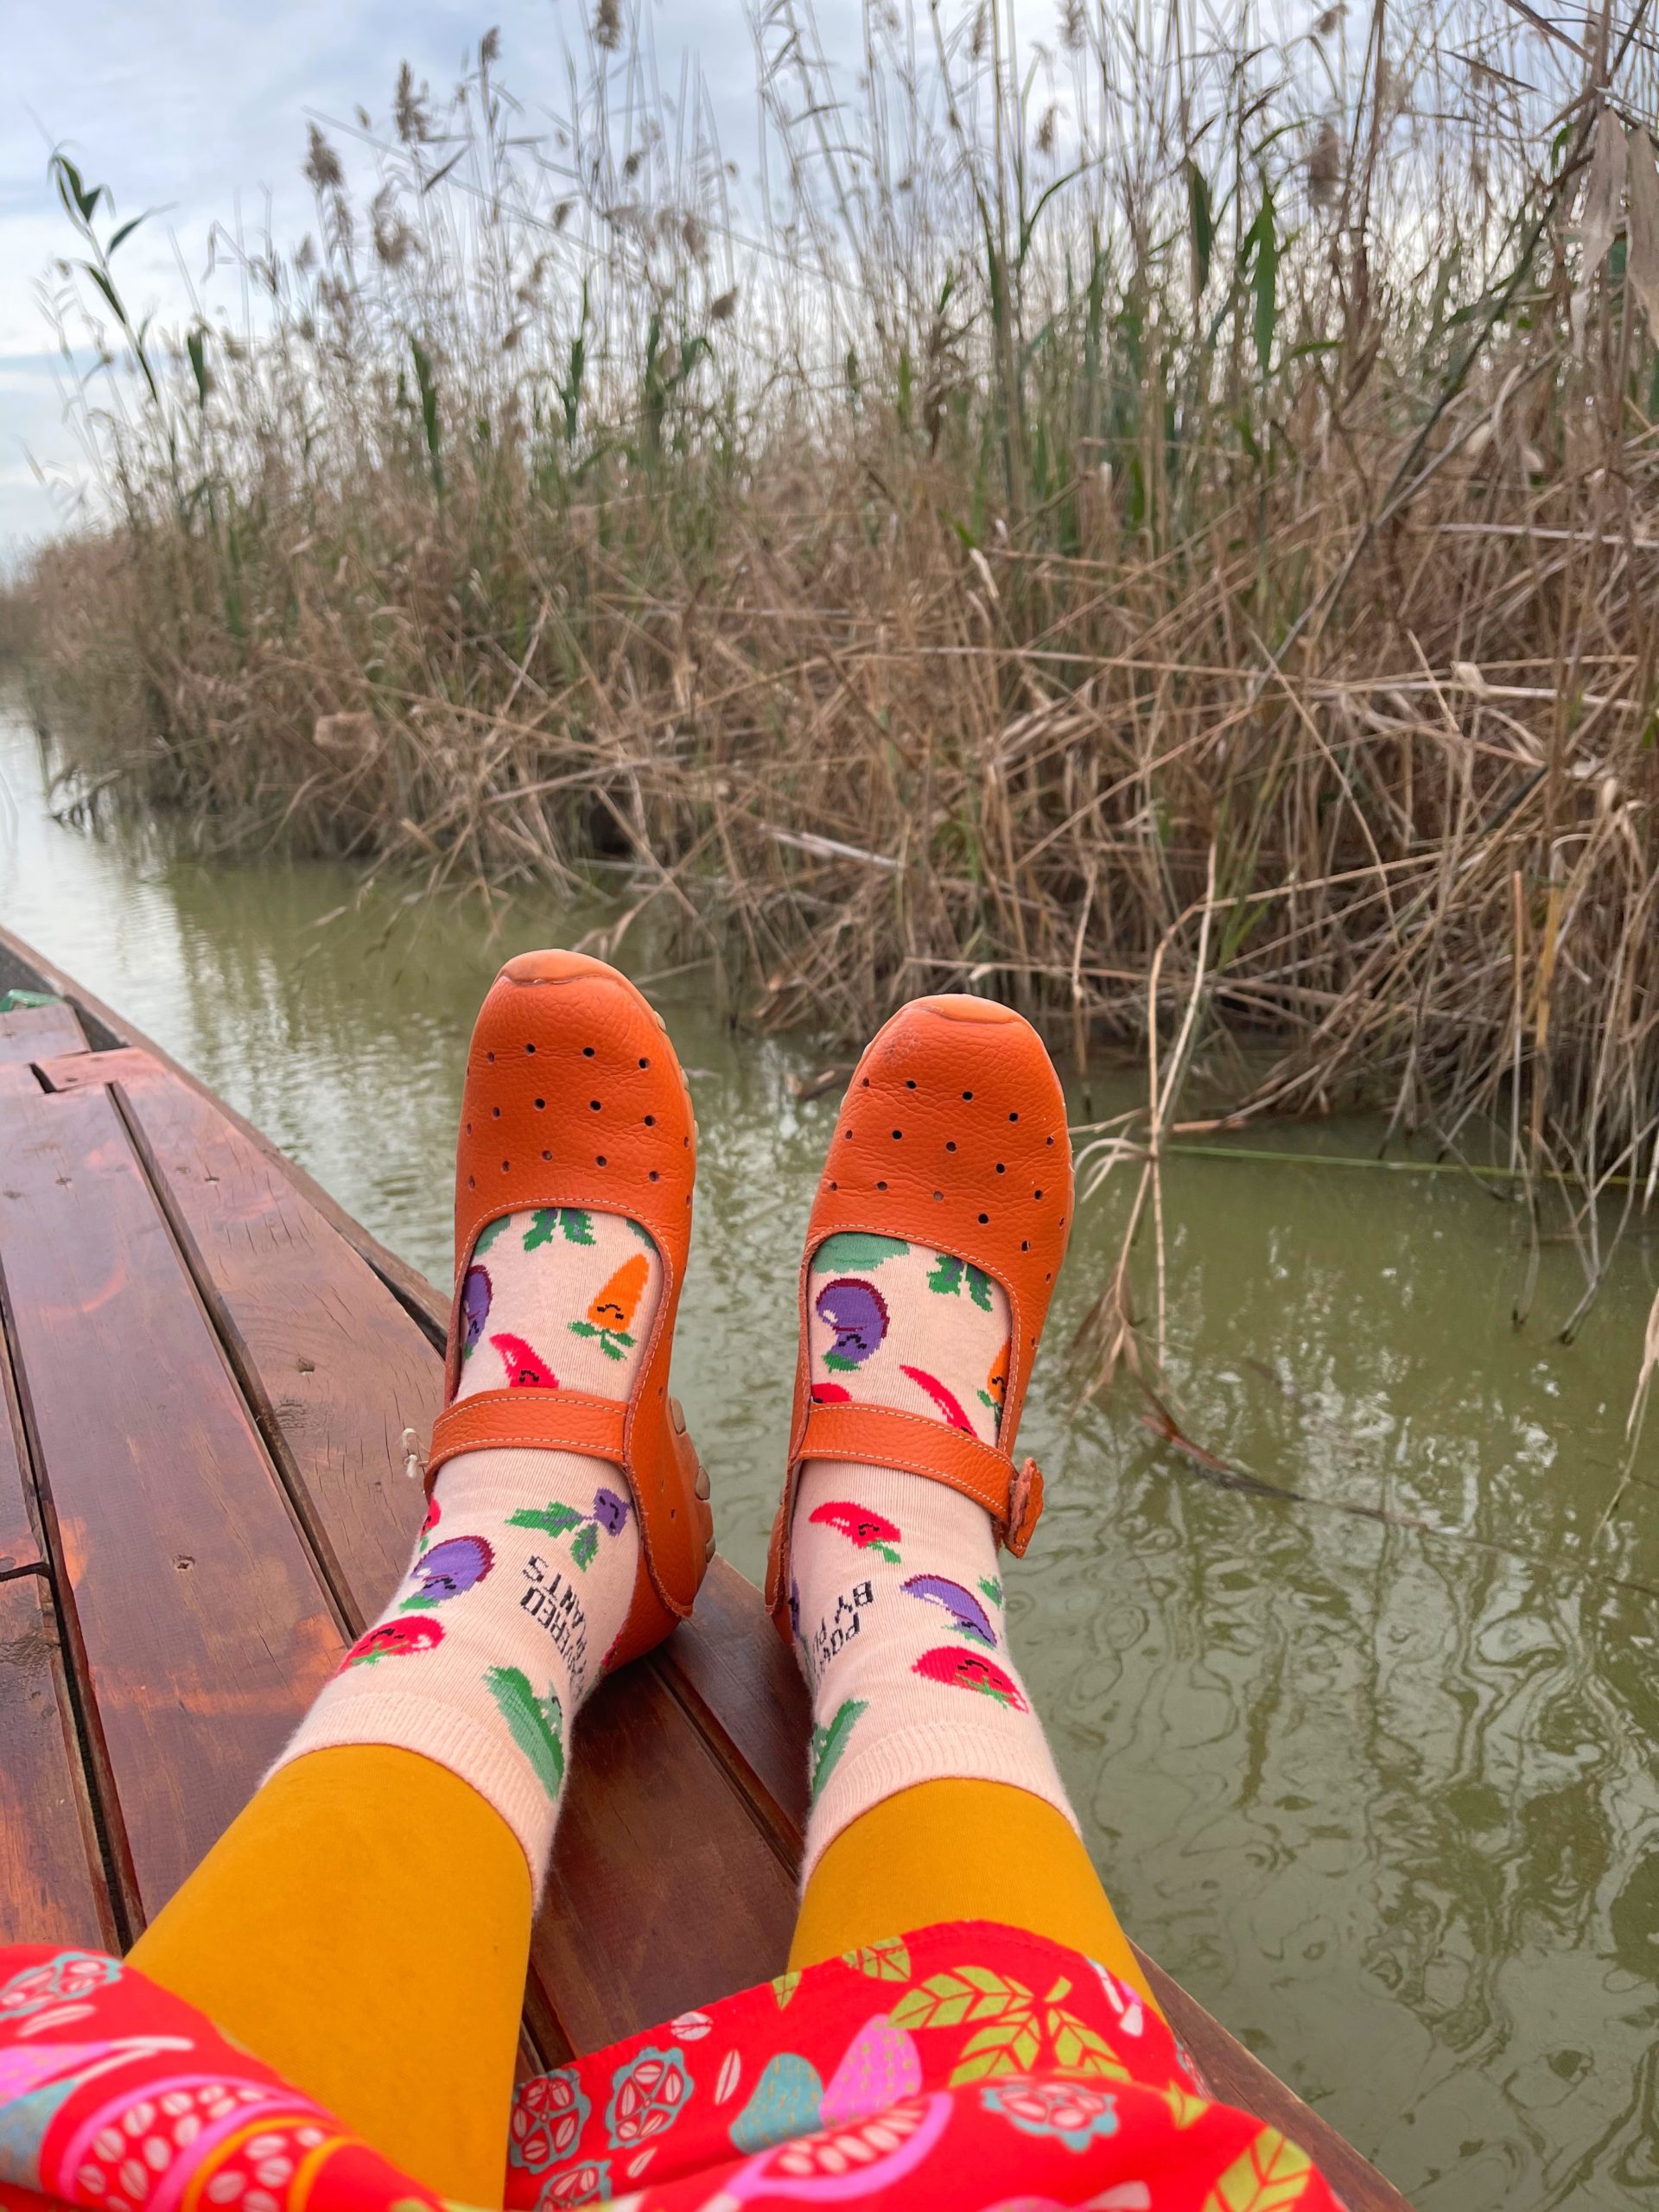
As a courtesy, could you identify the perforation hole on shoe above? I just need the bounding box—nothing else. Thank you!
[535,1097,545,1109]
[978,1211,989,1223]
[596,1155,607,1166]
[583,1046,596,1057]
[639,1056,651,1068]
[525,1042,536,1053]
[589,1099,602,1111]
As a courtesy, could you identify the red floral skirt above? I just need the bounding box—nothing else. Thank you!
[0,1925,1340,2211]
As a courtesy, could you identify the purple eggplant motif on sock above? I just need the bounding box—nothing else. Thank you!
[817,1279,890,1372]
[593,1485,631,1536]
[912,1645,1027,1709]
[402,1532,495,1609]
[461,1264,493,1358]
[900,1573,996,1647]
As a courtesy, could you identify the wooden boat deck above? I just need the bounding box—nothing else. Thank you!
[0,922,1410,2209]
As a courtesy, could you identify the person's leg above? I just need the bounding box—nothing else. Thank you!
[773,1001,1160,2011]
[130,1745,530,2205]
[129,944,710,2202]
[789,1779,1159,2008]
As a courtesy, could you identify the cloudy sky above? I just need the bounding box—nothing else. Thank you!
[1,0,839,560]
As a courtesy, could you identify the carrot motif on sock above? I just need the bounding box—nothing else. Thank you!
[461,1264,493,1358]
[816,1279,889,1371]
[901,1573,996,1647]
[978,1341,1009,1432]
[492,1332,560,1389]
[570,1251,650,1360]
[809,1500,902,1565]
[912,1646,1027,1709]
[900,1363,974,1432]
[339,1617,445,1671]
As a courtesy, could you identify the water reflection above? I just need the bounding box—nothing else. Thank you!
[3,707,1657,2210]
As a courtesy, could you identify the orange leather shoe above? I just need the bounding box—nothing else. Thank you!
[765,995,1072,1640]
[427,950,713,1670]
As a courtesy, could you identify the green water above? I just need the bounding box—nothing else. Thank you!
[3,709,1657,2209]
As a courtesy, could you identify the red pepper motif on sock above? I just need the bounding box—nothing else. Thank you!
[912,1645,1027,1708]
[899,1364,975,1433]
[808,1500,902,1566]
[491,1332,561,1389]
[338,1617,445,1671]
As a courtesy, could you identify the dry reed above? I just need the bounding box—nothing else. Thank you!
[11,0,1659,1346]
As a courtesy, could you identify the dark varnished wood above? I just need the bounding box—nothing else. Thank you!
[534,1657,800,2054]
[0,1082,345,1926]
[0,1001,87,1065]
[0,1571,117,1951]
[46,1050,434,1631]
[0,1315,42,1582]
[658,1555,811,1856]
[0,924,447,1340]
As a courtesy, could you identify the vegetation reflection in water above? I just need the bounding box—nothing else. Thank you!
[3,710,1656,2211]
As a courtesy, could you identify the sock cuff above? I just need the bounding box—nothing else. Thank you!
[801,1719,1081,1884]
[267,1689,560,1899]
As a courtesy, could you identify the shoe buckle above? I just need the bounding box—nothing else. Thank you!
[1005,1458,1045,1555]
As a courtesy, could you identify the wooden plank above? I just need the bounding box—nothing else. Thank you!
[0,1001,87,1066]
[0,924,447,1340]
[533,1661,800,2053]
[658,1555,810,1857]
[69,1053,432,1631]
[0,1572,117,1950]
[0,1313,42,1581]
[0,1083,345,1925]
[36,1046,159,1094]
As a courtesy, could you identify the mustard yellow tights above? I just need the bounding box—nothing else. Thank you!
[132,1751,1157,2206]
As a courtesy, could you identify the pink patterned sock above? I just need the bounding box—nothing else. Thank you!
[789,1233,1078,1878]
[268,1209,655,1890]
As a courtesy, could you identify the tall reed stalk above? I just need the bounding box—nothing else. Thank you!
[13,0,1659,1343]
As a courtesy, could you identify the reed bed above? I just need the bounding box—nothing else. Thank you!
[12,0,1659,1338]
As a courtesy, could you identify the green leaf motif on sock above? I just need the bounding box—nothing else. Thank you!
[810,1697,868,1796]
[507,1500,585,1539]
[626,1217,655,1247]
[926,1255,994,1310]
[473,1216,512,1255]
[570,1522,599,1571]
[979,1576,1003,1608]
[568,1319,632,1360]
[524,1207,595,1252]
[486,1665,566,1800]
[814,1233,909,1274]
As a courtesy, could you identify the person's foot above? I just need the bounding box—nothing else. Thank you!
[766,996,1079,1871]
[270,952,710,1885]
